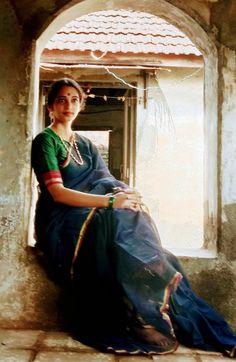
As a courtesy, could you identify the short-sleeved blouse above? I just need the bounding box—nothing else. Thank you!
[31,127,68,188]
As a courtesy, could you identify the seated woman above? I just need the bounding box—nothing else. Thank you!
[31,78,236,357]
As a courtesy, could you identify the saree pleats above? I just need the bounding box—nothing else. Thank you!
[71,208,179,354]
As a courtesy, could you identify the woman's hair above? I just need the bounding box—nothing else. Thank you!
[47,78,86,109]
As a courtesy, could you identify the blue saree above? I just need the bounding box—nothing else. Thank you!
[31,128,236,357]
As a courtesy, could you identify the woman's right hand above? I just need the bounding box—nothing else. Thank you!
[112,191,142,212]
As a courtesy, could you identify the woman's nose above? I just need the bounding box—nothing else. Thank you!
[65,100,72,109]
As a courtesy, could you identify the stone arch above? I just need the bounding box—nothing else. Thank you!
[31,0,218,251]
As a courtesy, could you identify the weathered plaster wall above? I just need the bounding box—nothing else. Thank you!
[211,0,236,49]
[0,0,235,330]
[0,0,32,325]
[181,256,236,328]
[0,0,61,328]
[136,68,204,250]
[219,46,236,260]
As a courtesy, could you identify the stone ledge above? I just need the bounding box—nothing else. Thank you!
[0,329,231,362]
[40,331,95,351]
[34,351,115,362]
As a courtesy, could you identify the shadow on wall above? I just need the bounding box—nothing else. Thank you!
[221,203,236,260]
[190,266,236,326]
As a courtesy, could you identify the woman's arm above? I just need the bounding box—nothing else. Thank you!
[32,132,142,211]
[48,183,142,211]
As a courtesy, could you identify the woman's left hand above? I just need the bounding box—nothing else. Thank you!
[113,187,142,199]
[112,190,142,212]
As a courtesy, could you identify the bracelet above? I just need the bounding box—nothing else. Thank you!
[108,195,116,209]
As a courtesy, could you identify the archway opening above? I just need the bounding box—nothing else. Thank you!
[30,0,218,255]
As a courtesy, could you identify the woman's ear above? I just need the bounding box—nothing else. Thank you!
[47,106,53,121]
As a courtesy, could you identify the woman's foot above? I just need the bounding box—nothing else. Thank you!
[224,345,236,358]
[131,325,176,347]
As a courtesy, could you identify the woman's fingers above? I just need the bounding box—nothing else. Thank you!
[113,187,142,200]
[125,189,142,198]
[112,187,124,194]
[114,192,142,211]
[129,203,142,212]
[125,193,141,203]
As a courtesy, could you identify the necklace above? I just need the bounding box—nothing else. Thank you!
[60,133,84,166]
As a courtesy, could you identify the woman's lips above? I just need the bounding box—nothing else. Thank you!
[63,112,74,116]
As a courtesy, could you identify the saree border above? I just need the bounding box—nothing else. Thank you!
[70,207,97,278]
[106,340,179,355]
[160,271,183,337]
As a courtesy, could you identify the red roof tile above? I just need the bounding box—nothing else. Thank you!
[45,10,201,56]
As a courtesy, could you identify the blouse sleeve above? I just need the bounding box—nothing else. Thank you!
[31,132,63,188]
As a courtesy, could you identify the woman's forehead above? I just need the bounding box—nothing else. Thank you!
[56,86,79,97]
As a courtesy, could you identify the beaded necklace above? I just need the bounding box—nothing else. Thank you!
[60,133,84,166]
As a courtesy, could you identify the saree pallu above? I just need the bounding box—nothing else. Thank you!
[33,132,236,356]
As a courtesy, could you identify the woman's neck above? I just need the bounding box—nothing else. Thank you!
[49,123,73,141]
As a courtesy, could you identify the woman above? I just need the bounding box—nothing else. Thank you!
[31,78,236,357]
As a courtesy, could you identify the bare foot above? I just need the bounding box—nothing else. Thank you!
[131,325,175,347]
[224,345,236,358]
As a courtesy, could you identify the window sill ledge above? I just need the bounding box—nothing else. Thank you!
[168,247,217,259]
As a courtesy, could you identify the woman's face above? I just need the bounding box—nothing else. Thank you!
[48,85,82,124]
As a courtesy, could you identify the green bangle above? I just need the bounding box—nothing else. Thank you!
[108,195,116,209]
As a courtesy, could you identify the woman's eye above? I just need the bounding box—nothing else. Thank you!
[72,98,79,103]
[56,98,66,104]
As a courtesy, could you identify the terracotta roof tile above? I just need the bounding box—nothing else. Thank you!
[45,10,201,56]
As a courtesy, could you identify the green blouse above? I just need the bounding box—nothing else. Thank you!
[31,127,67,187]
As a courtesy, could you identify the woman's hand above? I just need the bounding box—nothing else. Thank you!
[112,191,142,212]
[113,187,142,199]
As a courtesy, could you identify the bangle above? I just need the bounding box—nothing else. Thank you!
[108,195,116,209]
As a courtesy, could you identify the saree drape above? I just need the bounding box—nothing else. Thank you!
[31,128,236,356]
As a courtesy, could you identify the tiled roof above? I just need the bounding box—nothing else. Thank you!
[45,10,201,56]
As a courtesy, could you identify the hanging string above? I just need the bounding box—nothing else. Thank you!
[84,67,201,102]
[87,94,143,101]
[103,65,171,91]
[40,63,202,101]
[40,62,172,101]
